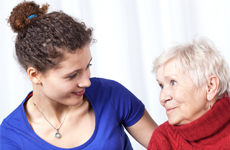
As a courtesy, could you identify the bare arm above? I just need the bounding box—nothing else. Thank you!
[125,109,158,148]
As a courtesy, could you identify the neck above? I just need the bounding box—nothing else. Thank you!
[172,95,230,141]
[29,92,71,124]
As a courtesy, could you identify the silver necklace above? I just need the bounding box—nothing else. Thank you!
[32,100,71,139]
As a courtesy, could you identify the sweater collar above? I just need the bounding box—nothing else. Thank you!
[171,95,230,142]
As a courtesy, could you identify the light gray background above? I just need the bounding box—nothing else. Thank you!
[1,0,230,149]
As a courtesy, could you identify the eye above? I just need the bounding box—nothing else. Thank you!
[69,73,78,79]
[171,80,177,86]
[159,84,164,89]
[86,63,92,69]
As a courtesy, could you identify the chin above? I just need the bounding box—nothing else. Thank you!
[168,121,176,125]
[169,120,187,126]
[168,119,180,126]
[72,97,85,106]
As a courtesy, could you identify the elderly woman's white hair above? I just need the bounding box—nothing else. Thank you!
[153,37,230,99]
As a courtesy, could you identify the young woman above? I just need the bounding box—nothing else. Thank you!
[0,1,157,150]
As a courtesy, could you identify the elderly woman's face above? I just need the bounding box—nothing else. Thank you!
[156,60,209,125]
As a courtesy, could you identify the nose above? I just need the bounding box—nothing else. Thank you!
[160,87,172,105]
[78,69,91,88]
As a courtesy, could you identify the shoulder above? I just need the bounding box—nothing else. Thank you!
[87,78,145,126]
[88,77,142,104]
[148,121,172,150]
[0,101,26,149]
[89,77,126,90]
[152,121,171,137]
[1,102,24,129]
[1,92,31,138]
[86,77,134,101]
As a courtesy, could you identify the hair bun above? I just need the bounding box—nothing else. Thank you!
[8,1,49,33]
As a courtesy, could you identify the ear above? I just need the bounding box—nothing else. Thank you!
[206,75,219,101]
[27,67,42,85]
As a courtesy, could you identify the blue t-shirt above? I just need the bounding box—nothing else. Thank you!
[0,78,145,150]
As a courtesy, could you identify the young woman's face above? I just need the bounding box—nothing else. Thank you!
[156,59,209,125]
[39,44,92,106]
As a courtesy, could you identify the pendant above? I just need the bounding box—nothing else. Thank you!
[55,129,61,138]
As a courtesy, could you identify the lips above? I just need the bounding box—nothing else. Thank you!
[166,107,177,114]
[72,89,85,96]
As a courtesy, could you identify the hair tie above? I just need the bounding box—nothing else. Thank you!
[28,14,37,19]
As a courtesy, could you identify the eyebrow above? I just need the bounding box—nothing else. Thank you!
[164,74,177,79]
[64,57,93,76]
[157,74,178,81]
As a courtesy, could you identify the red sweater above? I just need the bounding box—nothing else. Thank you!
[148,96,230,150]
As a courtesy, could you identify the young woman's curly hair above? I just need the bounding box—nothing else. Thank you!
[8,1,94,74]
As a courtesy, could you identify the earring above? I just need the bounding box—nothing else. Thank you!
[209,101,212,108]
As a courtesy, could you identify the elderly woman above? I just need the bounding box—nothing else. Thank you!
[148,37,230,149]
